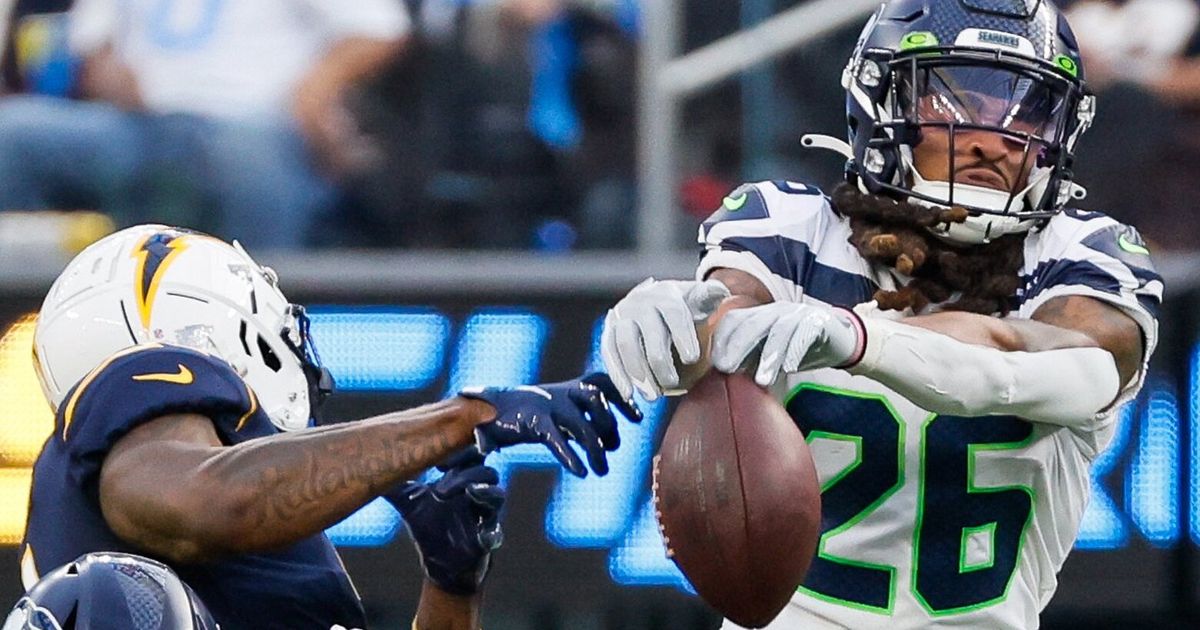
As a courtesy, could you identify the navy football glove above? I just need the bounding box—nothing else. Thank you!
[384,448,505,596]
[462,372,642,478]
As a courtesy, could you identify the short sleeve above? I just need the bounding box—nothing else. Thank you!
[696,181,833,304]
[300,0,411,41]
[1021,216,1163,410]
[56,345,268,486]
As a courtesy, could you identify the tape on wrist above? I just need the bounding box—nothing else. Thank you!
[833,306,868,368]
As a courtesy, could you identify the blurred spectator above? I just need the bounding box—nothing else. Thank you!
[0,0,409,249]
[331,1,563,249]
[335,0,637,250]
[1,0,72,95]
[497,0,637,249]
[1067,0,1200,250]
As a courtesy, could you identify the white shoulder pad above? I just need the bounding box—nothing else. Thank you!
[696,181,836,303]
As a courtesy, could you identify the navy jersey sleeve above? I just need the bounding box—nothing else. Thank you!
[695,181,835,303]
[55,344,271,488]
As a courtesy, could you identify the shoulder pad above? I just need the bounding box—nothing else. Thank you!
[59,344,266,450]
[700,181,832,243]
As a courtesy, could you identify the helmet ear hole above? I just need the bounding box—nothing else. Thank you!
[256,335,282,372]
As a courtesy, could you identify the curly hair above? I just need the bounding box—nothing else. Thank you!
[830,183,1026,316]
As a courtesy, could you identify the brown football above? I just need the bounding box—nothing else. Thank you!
[653,371,821,628]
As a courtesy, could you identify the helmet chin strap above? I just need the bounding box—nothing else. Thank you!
[904,153,1048,244]
[909,168,1025,214]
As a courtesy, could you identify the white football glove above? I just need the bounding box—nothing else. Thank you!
[601,278,731,400]
[711,300,866,387]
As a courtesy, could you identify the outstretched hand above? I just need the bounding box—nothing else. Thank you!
[601,278,731,400]
[463,373,642,478]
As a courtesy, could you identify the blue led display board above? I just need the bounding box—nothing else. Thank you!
[311,305,1190,591]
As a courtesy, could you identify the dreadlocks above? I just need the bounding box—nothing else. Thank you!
[830,182,1026,316]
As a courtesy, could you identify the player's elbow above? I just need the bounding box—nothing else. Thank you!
[99,489,238,565]
[166,495,269,562]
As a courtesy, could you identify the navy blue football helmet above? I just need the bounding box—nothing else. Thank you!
[3,553,218,630]
[804,0,1094,243]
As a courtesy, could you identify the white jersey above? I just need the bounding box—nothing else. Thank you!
[67,0,410,119]
[698,181,1162,630]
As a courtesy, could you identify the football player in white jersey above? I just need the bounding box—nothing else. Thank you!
[601,0,1162,628]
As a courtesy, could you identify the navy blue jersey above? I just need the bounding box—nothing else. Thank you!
[22,344,366,630]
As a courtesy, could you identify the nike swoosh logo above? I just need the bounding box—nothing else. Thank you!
[132,364,194,385]
[723,193,748,211]
[1118,234,1150,255]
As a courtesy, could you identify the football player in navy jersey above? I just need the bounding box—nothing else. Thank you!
[24,225,640,630]
[604,1,1161,628]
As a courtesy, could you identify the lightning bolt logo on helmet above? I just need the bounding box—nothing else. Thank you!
[130,231,192,329]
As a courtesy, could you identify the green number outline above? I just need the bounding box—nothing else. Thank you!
[805,431,863,493]
[911,418,1037,616]
[958,522,997,573]
[787,383,906,615]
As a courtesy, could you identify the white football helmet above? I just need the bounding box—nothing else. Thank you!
[33,224,332,431]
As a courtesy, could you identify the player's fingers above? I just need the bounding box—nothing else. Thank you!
[600,315,635,401]
[642,311,681,391]
[755,318,794,387]
[478,521,504,551]
[656,298,701,365]
[613,319,661,401]
[685,280,732,319]
[784,317,822,374]
[466,483,507,513]
[437,446,486,472]
[583,372,643,423]
[569,386,620,451]
[385,481,426,512]
[555,408,609,476]
[541,422,588,478]
[459,465,501,488]
[712,307,772,373]
[433,464,497,498]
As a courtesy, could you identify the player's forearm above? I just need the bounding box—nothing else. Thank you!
[848,318,1120,425]
[900,310,1097,352]
[413,580,482,630]
[196,398,489,554]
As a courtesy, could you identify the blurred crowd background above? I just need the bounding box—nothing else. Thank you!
[1,0,1194,254]
[0,2,1197,628]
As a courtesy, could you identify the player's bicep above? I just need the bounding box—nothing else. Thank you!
[99,414,225,563]
[1031,294,1144,388]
